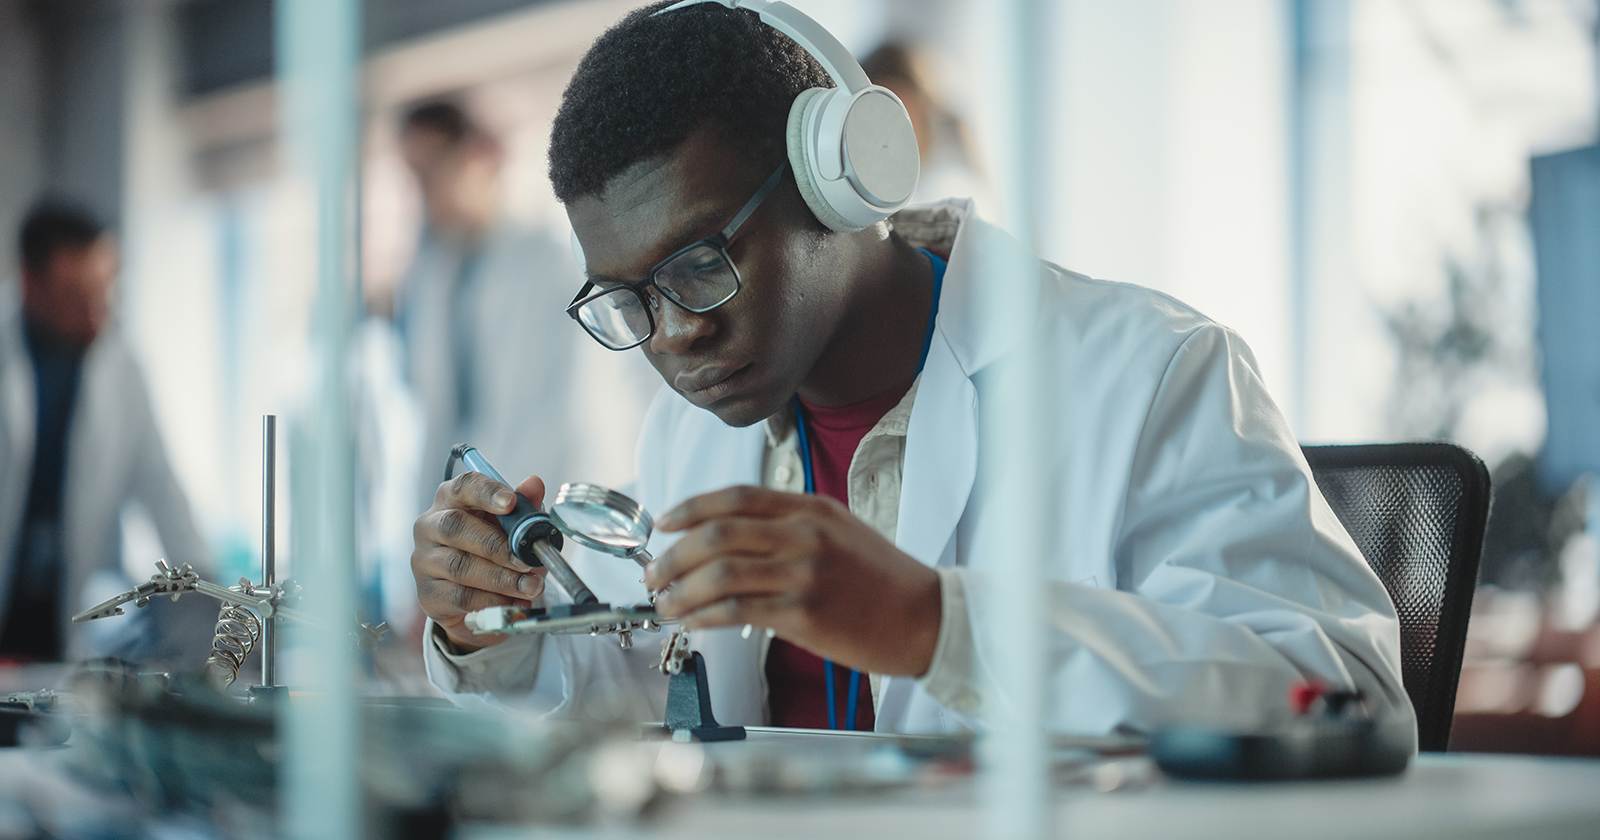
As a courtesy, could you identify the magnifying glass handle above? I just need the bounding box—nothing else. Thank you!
[628,548,670,608]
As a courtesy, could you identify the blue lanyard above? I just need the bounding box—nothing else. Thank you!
[792,249,945,731]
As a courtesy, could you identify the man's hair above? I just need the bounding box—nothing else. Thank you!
[547,1,831,204]
[402,99,476,146]
[19,196,105,276]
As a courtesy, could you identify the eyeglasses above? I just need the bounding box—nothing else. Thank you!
[566,162,789,351]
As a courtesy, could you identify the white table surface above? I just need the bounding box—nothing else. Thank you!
[473,730,1600,840]
[8,712,1597,839]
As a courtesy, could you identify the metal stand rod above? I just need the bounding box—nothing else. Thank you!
[262,414,277,687]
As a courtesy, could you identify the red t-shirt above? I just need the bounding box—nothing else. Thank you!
[765,382,912,730]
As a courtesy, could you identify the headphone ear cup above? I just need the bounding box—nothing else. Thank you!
[786,87,869,233]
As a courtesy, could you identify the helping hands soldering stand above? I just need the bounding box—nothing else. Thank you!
[451,445,743,742]
[72,415,387,696]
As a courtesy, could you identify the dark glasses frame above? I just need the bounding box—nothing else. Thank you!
[565,161,790,351]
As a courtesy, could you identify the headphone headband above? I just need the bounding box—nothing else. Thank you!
[651,0,919,231]
[653,0,871,94]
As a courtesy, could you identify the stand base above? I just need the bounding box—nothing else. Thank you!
[247,684,290,705]
[663,651,745,742]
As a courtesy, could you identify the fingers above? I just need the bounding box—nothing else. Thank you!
[415,470,554,642]
[436,470,519,516]
[645,517,794,590]
[416,576,528,621]
[654,555,806,619]
[415,544,546,602]
[657,485,826,532]
[416,506,525,571]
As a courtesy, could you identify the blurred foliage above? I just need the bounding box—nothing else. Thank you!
[1382,207,1508,443]
[1380,203,1571,592]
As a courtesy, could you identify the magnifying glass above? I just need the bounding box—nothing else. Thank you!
[549,483,655,569]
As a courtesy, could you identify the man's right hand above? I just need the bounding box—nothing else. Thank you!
[412,471,549,652]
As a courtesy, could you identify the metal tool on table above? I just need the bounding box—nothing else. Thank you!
[452,445,743,741]
[72,415,387,692]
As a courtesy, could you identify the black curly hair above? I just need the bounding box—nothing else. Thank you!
[19,195,106,275]
[547,1,831,204]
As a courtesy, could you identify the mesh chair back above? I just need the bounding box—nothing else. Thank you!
[1302,443,1490,752]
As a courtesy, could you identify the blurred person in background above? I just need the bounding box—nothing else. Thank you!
[394,100,626,511]
[859,42,995,213]
[0,197,211,664]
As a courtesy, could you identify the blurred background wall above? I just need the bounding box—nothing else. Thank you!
[4,0,1600,736]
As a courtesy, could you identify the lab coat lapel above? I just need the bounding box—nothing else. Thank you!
[894,209,1039,570]
[878,211,1042,732]
[896,332,976,569]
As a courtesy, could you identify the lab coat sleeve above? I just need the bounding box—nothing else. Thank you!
[938,325,1414,743]
[422,613,666,719]
[423,618,549,699]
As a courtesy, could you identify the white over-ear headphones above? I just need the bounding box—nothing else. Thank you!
[653,0,920,232]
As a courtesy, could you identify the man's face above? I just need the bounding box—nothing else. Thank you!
[400,126,502,240]
[567,129,844,428]
[22,236,118,347]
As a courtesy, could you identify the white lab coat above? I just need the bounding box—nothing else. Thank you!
[0,297,212,662]
[426,202,1413,745]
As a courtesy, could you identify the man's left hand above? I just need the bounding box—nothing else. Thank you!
[646,485,942,677]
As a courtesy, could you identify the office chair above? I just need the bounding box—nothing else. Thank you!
[1302,443,1491,752]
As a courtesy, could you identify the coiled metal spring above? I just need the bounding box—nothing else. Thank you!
[205,590,263,688]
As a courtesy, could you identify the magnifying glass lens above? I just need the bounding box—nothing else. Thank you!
[550,483,653,554]
[555,502,647,550]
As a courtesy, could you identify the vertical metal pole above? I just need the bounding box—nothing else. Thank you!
[261,414,277,687]
[278,0,361,837]
[1287,0,1311,436]
[982,0,1051,839]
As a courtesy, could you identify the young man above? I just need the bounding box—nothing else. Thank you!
[412,1,1412,742]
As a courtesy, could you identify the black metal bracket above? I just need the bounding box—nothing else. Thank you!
[663,651,745,742]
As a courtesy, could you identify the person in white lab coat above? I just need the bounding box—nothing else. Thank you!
[0,198,212,663]
[409,1,1412,744]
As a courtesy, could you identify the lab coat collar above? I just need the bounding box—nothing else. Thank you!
[753,202,1044,573]
[759,200,1042,442]
[896,199,1043,378]
[892,202,1045,571]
